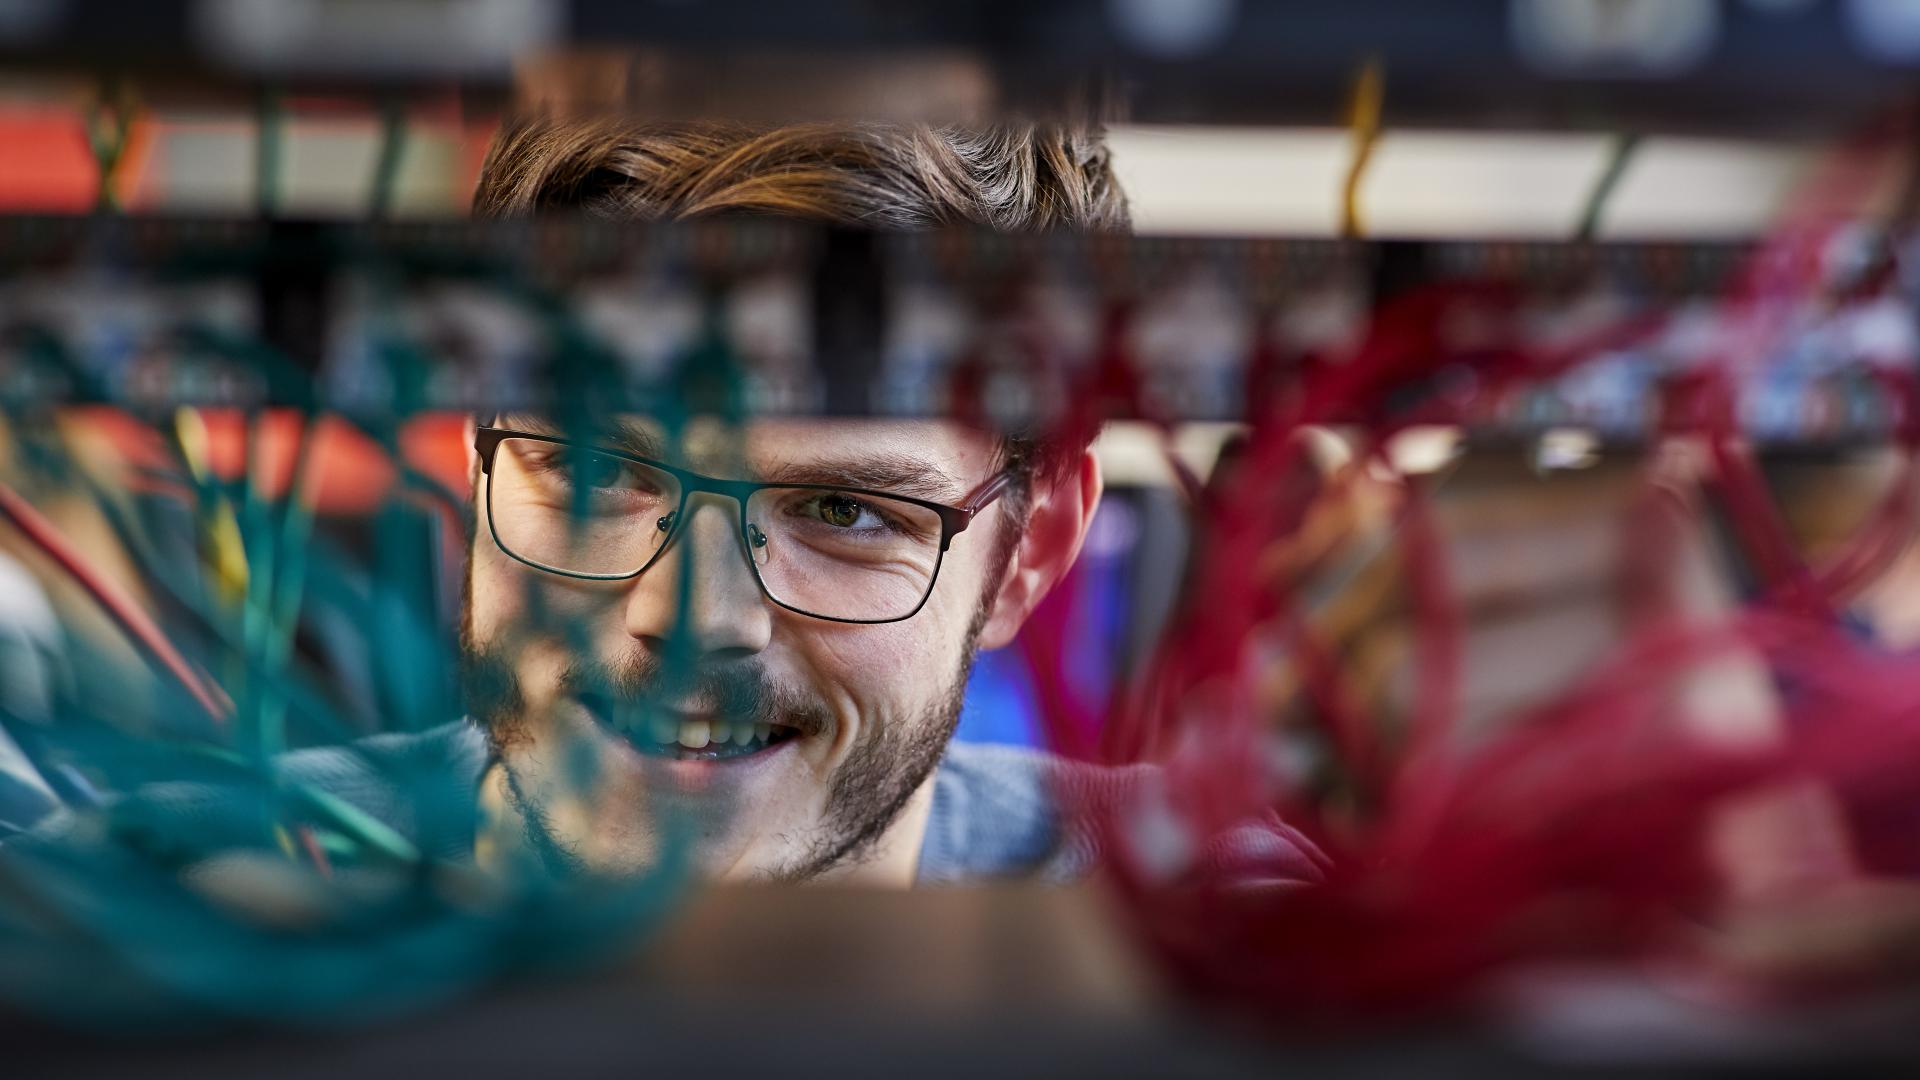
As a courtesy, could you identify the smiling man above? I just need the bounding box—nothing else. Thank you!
[0,115,1324,896]
[457,117,1122,885]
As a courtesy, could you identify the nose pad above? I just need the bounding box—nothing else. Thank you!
[745,521,770,566]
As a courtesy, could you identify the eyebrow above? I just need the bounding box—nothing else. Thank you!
[497,414,967,502]
[498,413,668,461]
[759,455,966,502]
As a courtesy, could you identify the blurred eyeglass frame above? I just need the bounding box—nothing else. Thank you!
[473,425,1018,625]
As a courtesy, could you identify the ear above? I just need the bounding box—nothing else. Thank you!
[975,449,1103,650]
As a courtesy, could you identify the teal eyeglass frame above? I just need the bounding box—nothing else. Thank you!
[473,425,1017,624]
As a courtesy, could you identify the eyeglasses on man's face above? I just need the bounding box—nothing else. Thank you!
[474,426,1016,625]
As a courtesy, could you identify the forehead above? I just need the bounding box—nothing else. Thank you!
[736,418,996,472]
[502,413,1000,489]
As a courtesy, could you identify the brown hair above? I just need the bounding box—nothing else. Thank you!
[471,115,1123,498]
[473,115,1129,231]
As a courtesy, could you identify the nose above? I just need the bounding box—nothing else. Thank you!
[623,493,773,665]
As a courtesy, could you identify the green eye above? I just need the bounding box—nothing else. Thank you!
[818,495,863,528]
[580,455,626,488]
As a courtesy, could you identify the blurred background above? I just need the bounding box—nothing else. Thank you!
[8,1,1920,1076]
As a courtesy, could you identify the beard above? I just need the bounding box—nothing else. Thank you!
[458,573,987,883]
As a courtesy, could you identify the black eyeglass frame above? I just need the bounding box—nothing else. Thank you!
[474,425,1017,625]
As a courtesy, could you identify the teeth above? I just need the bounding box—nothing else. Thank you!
[677,718,711,750]
[596,703,788,755]
[648,714,678,745]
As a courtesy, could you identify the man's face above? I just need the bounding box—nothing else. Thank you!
[461,415,1017,882]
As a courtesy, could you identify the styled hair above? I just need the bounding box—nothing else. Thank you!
[471,115,1124,494]
[472,116,1129,231]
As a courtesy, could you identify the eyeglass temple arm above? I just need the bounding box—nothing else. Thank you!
[942,469,1018,541]
[473,425,506,474]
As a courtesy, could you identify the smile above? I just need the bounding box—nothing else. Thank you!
[576,694,799,762]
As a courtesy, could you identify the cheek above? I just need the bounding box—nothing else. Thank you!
[469,533,625,641]
[801,604,970,720]
[815,627,917,685]
[809,535,992,688]
[468,538,615,722]
[821,524,995,679]
[467,535,522,642]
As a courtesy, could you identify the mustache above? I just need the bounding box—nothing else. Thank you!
[557,655,831,737]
